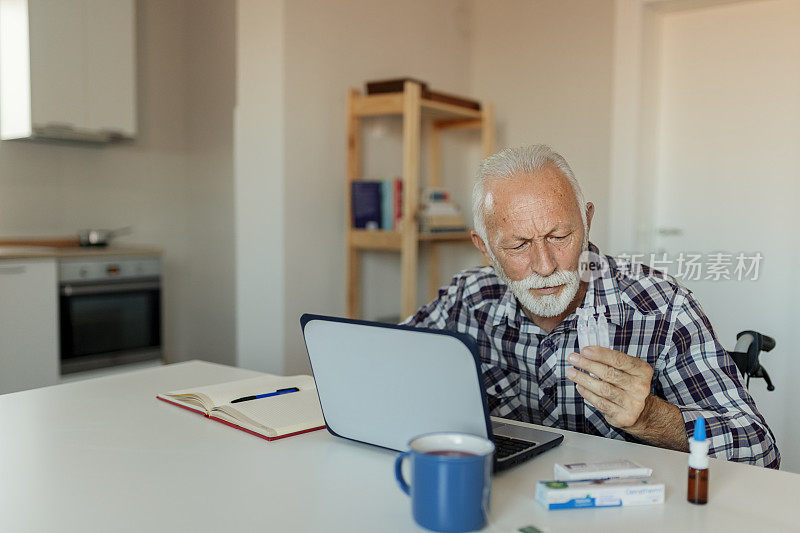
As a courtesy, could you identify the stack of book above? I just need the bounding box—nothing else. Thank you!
[351,182,467,233]
[419,189,467,233]
[351,178,403,230]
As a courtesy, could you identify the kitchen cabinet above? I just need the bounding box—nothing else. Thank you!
[0,259,59,394]
[0,0,136,142]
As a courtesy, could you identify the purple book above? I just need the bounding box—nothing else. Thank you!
[352,181,382,229]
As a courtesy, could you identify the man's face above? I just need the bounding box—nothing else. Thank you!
[472,165,593,317]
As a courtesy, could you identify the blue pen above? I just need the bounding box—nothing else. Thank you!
[230,387,299,404]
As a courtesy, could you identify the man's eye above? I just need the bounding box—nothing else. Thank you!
[512,242,527,250]
[551,235,567,241]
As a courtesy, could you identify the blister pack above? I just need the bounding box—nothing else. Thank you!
[576,307,611,351]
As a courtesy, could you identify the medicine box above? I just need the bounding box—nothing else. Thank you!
[535,478,665,510]
[554,459,652,481]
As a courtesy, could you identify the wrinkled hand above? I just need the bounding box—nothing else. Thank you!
[566,346,654,430]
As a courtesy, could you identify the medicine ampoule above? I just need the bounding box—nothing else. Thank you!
[687,417,709,505]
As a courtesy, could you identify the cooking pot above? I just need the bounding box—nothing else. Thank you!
[78,226,132,247]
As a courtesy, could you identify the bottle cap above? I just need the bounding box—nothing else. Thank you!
[693,417,706,442]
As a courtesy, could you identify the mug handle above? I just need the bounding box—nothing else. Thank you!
[394,451,411,495]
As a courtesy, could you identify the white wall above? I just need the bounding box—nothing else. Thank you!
[281,0,481,373]
[233,0,617,373]
[184,0,237,365]
[233,0,481,374]
[0,0,236,366]
[469,0,615,251]
[235,0,286,373]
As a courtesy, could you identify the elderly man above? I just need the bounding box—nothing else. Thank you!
[404,145,779,468]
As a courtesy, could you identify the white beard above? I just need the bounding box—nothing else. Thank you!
[492,262,581,318]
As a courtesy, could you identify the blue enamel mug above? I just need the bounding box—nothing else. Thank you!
[394,432,495,532]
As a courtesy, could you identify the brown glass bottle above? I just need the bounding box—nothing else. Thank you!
[687,466,708,504]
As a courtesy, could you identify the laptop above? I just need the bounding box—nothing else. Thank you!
[300,314,564,472]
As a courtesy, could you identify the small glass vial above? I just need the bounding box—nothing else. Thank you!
[687,417,709,505]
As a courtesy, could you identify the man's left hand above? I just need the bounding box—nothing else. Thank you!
[566,346,654,431]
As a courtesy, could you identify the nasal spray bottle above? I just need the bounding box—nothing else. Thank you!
[687,417,709,504]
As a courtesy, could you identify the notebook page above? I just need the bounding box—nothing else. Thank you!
[159,392,215,413]
[210,408,270,437]
[163,374,316,408]
[217,389,324,437]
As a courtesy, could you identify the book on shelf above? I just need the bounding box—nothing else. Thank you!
[419,188,467,232]
[393,178,403,230]
[421,215,467,232]
[381,179,394,230]
[424,189,451,202]
[157,374,325,441]
[351,177,403,231]
[352,181,382,229]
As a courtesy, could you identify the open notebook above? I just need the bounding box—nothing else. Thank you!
[157,374,325,441]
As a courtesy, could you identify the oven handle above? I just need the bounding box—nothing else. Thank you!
[61,280,161,296]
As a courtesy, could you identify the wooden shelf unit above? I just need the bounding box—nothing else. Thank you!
[346,81,495,319]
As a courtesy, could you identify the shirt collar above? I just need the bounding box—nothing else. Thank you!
[491,286,521,327]
[490,242,626,330]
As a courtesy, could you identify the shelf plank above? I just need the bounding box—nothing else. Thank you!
[434,118,483,130]
[350,230,402,250]
[350,230,472,250]
[420,99,481,119]
[351,93,482,119]
[351,93,404,116]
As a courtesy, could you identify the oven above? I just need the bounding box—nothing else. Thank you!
[59,256,162,374]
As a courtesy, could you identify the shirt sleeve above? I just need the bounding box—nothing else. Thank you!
[400,283,458,328]
[658,291,780,469]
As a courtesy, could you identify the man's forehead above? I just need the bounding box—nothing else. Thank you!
[485,167,578,214]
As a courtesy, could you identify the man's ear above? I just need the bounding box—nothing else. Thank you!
[471,230,492,265]
[586,202,595,233]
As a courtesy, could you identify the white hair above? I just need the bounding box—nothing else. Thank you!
[472,144,587,243]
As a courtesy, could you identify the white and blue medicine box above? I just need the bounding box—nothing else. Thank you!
[554,459,653,481]
[535,478,665,510]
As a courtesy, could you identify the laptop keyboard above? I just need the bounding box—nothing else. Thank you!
[493,434,536,460]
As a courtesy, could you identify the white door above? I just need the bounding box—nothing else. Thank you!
[650,0,800,471]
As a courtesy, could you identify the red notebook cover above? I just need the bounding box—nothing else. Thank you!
[156,395,326,442]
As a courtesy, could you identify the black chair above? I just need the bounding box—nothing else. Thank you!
[727,331,776,391]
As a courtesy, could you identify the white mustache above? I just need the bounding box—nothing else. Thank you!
[513,270,579,290]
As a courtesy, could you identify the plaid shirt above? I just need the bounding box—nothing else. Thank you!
[403,243,780,469]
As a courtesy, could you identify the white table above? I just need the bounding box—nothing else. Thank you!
[0,361,796,532]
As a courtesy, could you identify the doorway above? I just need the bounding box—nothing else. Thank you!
[615,0,800,472]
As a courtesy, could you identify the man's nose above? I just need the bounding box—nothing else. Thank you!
[529,240,558,277]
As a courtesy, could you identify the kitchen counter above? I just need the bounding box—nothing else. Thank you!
[0,245,163,260]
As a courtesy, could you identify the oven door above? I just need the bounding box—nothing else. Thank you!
[60,279,162,373]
